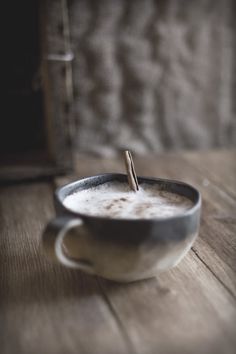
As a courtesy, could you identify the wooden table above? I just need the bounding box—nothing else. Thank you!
[1,150,236,354]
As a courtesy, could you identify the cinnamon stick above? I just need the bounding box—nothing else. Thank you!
[124,150,139,192]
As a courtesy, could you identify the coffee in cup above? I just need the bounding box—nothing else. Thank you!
[63,181,193,219]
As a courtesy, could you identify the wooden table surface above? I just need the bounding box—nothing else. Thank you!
[0,149,236,354]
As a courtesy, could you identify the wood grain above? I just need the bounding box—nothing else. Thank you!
[182,150,236,198]
[0,183,129,354]
[99,252,236,354]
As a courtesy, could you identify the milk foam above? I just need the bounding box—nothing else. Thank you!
[63,181,193,219]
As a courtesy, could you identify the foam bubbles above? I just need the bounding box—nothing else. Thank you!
[63,181,193,219]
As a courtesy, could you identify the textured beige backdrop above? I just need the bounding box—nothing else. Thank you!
[67,0,236,155]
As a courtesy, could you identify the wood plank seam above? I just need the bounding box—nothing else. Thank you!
[191,247,236,301]
[96,277,137,354]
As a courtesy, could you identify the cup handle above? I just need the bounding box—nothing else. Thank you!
[42,216,94,274]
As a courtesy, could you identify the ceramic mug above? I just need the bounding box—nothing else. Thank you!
[42,174,201,282]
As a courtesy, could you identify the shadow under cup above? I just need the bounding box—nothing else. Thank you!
[42,174,201,282]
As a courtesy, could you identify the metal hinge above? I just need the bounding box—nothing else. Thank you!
[46,52,74,62]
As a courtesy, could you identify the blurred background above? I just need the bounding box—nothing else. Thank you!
[70,0,236,155]
[1,0,236,180]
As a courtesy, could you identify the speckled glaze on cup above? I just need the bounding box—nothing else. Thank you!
[42,174,201,282]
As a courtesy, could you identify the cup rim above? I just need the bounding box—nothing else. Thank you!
[55,173,201,222]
